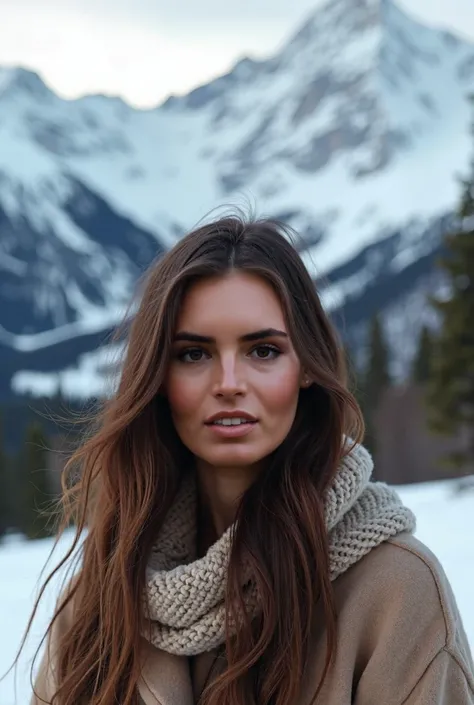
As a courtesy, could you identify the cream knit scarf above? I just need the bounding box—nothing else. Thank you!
[144,443,416,656]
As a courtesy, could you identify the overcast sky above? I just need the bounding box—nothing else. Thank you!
[1,0,474,107]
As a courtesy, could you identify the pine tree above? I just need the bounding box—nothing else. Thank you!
[343,342,365,415]
[427,163,474,471]
[0,413,8,539]
[412,325,434,385]
[362,314,391,457]
[17,422,56,540]
[364,314,391,408]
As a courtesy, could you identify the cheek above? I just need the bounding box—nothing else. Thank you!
[166,369,205,422]
[258,365,301,413]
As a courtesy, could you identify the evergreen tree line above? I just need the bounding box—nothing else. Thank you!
[346,314,437,457]
[0,417,58,543]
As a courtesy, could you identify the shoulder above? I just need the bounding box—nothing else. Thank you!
[332,532,474,701]
[384,533,464,645]
[337,532,463,646]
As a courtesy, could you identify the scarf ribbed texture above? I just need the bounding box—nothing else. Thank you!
[144,443,416,656]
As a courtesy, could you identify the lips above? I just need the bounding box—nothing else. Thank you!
[205,413,258,439]
[204,411,258,425]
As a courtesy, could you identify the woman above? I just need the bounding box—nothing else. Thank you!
[26,216,473,705]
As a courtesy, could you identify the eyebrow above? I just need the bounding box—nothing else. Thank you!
[173,328,288,344]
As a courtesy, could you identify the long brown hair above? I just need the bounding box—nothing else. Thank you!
[22,215,364,705]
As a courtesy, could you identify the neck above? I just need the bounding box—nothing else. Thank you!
[195,462,260,548]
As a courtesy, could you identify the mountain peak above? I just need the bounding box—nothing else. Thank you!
[284,0,412,59]
[289,0,389,40]
[0,66,51,100]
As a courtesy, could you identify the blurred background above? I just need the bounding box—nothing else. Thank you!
[0,0,474,702]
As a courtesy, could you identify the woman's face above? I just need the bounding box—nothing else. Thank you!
[165,271,308,471]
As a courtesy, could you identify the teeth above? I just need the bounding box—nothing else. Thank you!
[214,418,250,426]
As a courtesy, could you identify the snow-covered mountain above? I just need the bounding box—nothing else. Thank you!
[2,0,474,400]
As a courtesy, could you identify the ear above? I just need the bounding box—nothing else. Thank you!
[300,373,312,389]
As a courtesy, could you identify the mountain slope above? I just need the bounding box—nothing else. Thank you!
[1,0,474,400]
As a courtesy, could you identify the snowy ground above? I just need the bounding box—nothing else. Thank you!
[0,479,473,705]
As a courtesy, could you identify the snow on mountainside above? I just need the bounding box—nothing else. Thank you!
[1,0,474,399]
[160,0,474,271]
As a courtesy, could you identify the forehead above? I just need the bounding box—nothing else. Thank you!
[176,272,287,333]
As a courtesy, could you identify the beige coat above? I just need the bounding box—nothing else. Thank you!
[32,533,474,705]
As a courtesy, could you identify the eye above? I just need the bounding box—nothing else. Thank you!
[177,347,209,363]
[250,344,281,360]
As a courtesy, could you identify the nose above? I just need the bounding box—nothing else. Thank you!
[212,356,247,398]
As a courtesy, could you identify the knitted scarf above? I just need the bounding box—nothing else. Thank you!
[144,443,416,656]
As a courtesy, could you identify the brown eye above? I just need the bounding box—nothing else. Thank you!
[177,348,209,363]
[251,345,281,360]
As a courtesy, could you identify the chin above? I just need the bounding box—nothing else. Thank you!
[202,446,268,469]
